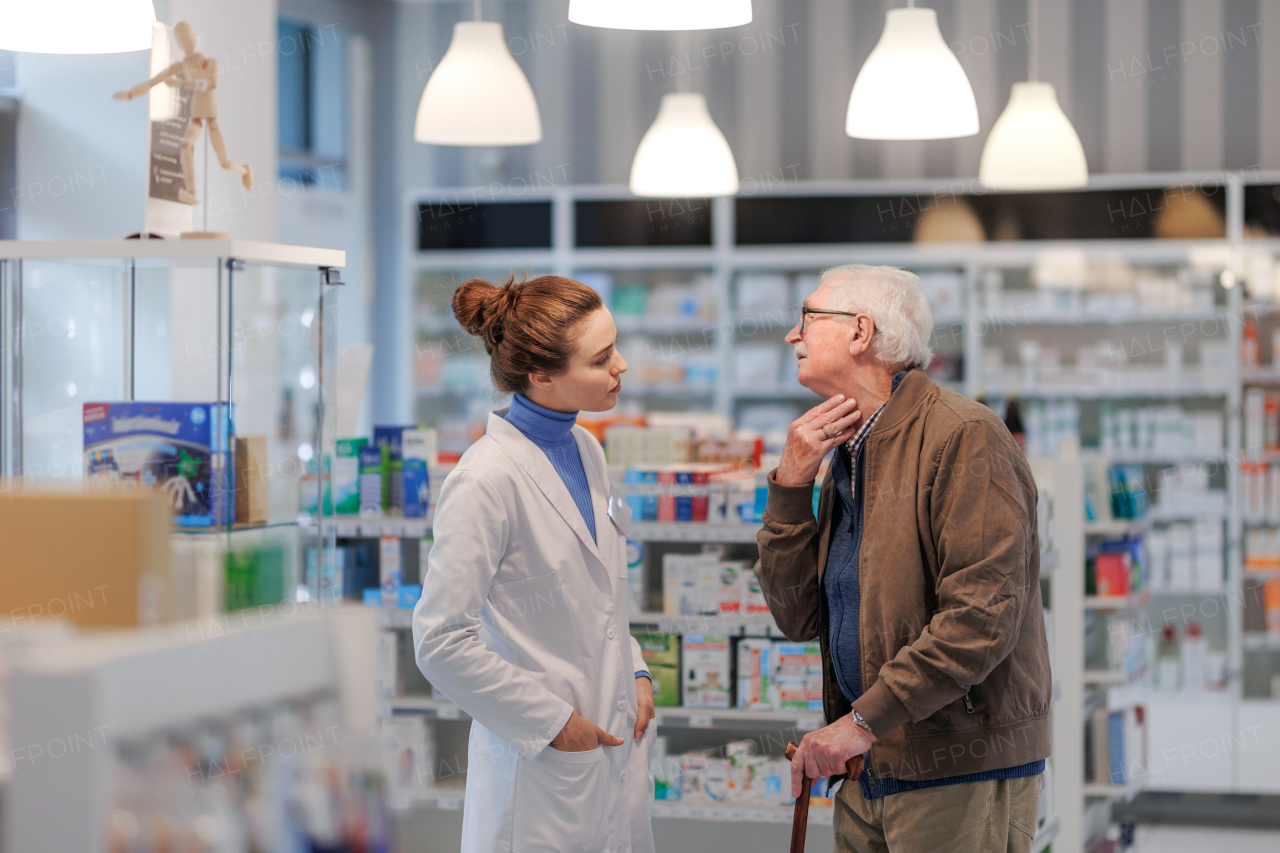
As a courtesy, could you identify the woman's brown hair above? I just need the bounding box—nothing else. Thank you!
[452,273,604,395]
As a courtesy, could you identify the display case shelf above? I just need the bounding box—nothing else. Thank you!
[628,522,762,543]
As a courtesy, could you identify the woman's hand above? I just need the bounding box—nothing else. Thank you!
[634,676,654,742]
[550,711,624,752]
[775,395,861,486]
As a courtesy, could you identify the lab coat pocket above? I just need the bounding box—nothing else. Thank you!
[512,745,609,853]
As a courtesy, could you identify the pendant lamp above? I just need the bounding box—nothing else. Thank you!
[414,1,541,146]
[569,0,752,31]
[845,2,979,140]
[630,93,738,197]
[0,0,155,53]
[979,0,1087,189]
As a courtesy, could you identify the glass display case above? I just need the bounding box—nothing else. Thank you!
[0,239,346,605]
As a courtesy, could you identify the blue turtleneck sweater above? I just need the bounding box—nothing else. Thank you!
[503,393,596,543]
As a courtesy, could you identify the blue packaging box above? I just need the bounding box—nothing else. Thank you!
[397,584,423,609]
[359,446,383,517]
[84,401,234,526]
[362,588,381,606]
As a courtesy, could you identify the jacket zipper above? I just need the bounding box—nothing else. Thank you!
[963,693,975,714]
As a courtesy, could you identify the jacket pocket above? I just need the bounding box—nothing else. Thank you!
[512,745,609,853]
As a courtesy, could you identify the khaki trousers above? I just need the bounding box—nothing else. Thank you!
[833,773,1043,853]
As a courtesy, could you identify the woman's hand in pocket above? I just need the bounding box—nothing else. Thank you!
[550,711,624,752]
[634,676,654,742]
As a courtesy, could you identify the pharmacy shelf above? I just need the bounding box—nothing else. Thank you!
[651,801,834,825]
[976,308,1227,326]
[618,384,716,399]
[1082,783,1133,800]
[0,237,345,267]
[629,612,779,635]
[1085,450,1228,466]
[321,516,433,538]
[379,608,415,629]
[385,695,826,732]
[991,382,1231,399]
[1083,670,1129,687]
[628,522,762,543]
[1243,632,1280,651]
[385,696,467,719]
[614,315,717,335]
[1241,369,1280,384]
[653,707,825,731]
[1083,591,1151,613]
[1039,551,1061,575]
[1084,517,1153,537]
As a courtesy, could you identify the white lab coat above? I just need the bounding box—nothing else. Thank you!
[413,409,655,853]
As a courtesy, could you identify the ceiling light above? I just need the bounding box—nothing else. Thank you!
[414,4,541,146]
[979,0,1088,189]
[845,4,979,140]
[569,0,751,30]
[630,93,739,197]
[0,0,155,53]
[979,83,1088,190]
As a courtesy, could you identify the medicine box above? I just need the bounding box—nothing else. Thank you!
[334,437,367,515]
[772,642,824,711]
[632,631,681,706]
[359,445,383,517]
[84,401,234,526]
[683,634,731,709]
[736,638,771,709]
[380,536,402,607]
[402,429,434,518]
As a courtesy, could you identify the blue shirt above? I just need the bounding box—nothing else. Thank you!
[824,371,1043,798]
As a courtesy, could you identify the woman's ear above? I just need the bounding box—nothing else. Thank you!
[527,372,554,391]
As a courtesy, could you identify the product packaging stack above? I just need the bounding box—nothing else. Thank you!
[661,554,770,616]
[650,738,830,807]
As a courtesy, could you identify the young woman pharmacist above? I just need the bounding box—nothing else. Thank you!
[412,275,655,853]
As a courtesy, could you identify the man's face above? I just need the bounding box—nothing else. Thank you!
[786,281,860,397]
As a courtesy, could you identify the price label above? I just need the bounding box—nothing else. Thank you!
[688,713,714,728]
[438,795,463,811]
[436,705,460,719]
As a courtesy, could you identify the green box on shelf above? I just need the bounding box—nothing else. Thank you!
[612,284,647,315]
[632,630,681,706]
[225,544,285,612]
[334,437,368,515]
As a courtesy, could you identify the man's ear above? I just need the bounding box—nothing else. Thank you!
[847,315,875,358]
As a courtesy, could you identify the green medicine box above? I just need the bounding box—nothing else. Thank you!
[632,630,681,706]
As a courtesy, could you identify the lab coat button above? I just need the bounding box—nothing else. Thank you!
[607,628,616,639]
[617,700,625,711]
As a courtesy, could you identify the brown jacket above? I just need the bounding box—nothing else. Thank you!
[755,369,1051,782]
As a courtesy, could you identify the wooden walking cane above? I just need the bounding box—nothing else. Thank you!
[785,742,865,853]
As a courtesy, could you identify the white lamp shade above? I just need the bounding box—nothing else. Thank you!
[630,93,739,197]
[979,82,1088,190]
[569,0,751,30]
[845,7,979,140]
[0,0,155,53]
[414,21,542,146]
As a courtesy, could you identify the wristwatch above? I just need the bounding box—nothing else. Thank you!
[851,708,874,735]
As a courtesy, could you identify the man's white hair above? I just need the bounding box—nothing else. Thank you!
[819,263,934,371]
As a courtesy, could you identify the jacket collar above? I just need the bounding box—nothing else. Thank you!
[484,408,606,565]
[868,367,936,437]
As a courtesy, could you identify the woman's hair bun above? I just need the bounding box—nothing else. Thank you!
[453,278,505,337]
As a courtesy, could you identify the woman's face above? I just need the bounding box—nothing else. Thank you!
[526,307,628,413]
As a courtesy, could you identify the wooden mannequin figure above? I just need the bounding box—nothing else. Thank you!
[114,21,253,209]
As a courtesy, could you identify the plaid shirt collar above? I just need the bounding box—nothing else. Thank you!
[844,402,886,456]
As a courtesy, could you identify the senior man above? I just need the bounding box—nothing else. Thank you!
[756,264,1051,853]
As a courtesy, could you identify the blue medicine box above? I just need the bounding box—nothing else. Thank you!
[83,401,234,526]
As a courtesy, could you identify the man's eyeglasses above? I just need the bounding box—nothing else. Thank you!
[799,306,865,335]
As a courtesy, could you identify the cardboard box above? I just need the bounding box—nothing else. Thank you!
[235,435,268,524]
[359,445,383,517]
[84,401,233,526]
[0,489,172,627]
[736,638,771,709]
[334,438,367,515]
[632,630,681,706]
[683,634,731,709]
[772,642,823,710]
[380,536,402,607]
[402,429,434,519]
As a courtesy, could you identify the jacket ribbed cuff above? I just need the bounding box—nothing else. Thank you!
[853,679,912,739]
[765,468,816,525]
